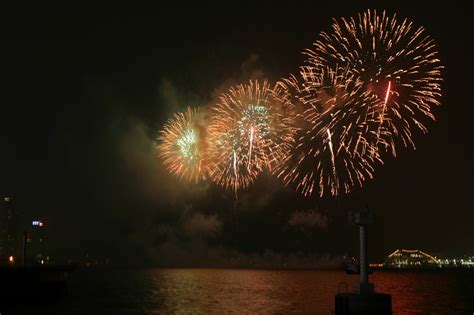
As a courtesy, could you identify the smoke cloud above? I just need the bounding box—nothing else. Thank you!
[288,209,329,230]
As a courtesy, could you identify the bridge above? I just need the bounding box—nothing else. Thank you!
[384,249,439,268]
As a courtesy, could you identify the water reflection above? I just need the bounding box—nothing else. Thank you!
[372,271,474,314]
[146,269,474,314]
[7,268,474,314]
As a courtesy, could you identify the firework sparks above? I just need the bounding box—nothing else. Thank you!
[305,9,443,157]
[157,107,208,182]
[274,66,383,197]
[156,9,443,199]
[206,80,297,191]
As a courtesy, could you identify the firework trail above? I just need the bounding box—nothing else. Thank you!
[326,128,337,183]
[248,126,255,169]
[274,66,384,197]
[384,81,392,105]
[206,80,297,191]
[157,107,208,182]
[305,9,443,157]
[374,80,392,154]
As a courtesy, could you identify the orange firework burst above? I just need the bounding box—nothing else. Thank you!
[157,107,208,182]
[206,80,297,191]
[305,9,443,156]
[274,66,385,197]
[156,9,443,199]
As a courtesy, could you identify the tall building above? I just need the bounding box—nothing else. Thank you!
[28,219,49,264]
[0,196,20,263]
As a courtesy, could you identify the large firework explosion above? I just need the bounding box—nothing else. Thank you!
[157,107,208,182]
[274,66,385,197]
[304,9,443,157]
[157,9,443,199]
[206,80,297,191]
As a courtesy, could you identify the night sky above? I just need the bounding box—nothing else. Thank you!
[1,2,472,266]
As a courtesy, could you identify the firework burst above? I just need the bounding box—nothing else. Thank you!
[207,80,297,191]
[305,9,443,156]
[157,107,208,182]
[274,66,385,197]
[156,9,443,199]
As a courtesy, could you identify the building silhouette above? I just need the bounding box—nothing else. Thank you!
[0,196,20,263]
[27,219,49,264]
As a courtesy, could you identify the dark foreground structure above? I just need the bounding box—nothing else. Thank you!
[0,228,77,305]
[335,208,392,315]
[0,264,76,303]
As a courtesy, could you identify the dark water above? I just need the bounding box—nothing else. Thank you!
[4,268,474,314]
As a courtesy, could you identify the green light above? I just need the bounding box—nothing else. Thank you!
[238,103,271,137]
[177,128,197,160]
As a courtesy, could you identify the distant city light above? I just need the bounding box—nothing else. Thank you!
[32,220,44,227]
[377,249,474,269]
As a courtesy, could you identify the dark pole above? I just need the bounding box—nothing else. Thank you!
[336,207,392,314]
[353,207,374,295]
[359,224,369,285]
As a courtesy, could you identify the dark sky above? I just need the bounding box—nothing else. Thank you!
[1,2,472,265]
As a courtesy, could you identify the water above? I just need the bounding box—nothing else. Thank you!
[4,268,474,314]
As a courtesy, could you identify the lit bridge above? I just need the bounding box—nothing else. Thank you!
[383,249,439,268]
